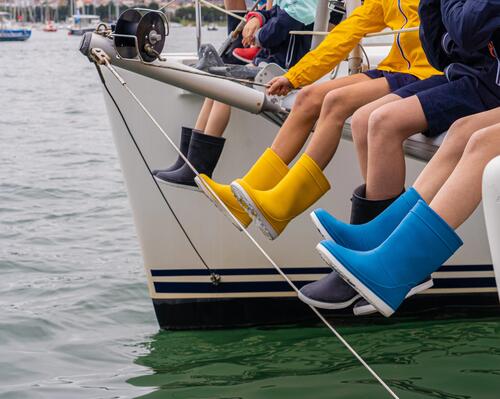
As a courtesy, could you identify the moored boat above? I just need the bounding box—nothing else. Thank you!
[0,12,31,41]
[43,20,58,32]
[67,14,101,36]
[80,4,500,330]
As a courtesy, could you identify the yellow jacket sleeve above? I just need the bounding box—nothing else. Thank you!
[284,0,387,88]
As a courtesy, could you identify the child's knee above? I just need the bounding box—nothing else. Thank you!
[465,127,500,155]
[351,107,371,145]
[294,85,324,115]
[367,107,394,141]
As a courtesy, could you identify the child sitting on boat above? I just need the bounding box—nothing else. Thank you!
[302,107,500,317]
[197,0,441,238]
[154,0,321,188]
[300,0,500,315]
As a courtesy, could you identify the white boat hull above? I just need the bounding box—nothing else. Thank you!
[97,54,498,329]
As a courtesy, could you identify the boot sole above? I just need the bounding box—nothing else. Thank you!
[155,177,201,192]
[194,176,245,232]
[316,243,395,317]
[353,278,434,316]
[230,181,278,241]
[297,290,361,310]
[310,211,335,242]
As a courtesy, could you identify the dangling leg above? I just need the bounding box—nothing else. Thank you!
[232,77,392,239]
[430,122,500,228]
[197,74,371,228]
[156,100,228,188]
[320,121,500,316]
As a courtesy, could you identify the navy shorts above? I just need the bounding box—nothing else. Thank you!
[363,69,419,92]
[394,75,499,137]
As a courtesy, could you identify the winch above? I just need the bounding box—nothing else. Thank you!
[114,8,168,62]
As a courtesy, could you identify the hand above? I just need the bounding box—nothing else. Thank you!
[267,76,293,96]
[242,18,260,47]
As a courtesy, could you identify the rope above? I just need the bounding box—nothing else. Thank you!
[198,0,246,22]
[94,64,217,278]
[99,58,400,399]
[144,62,271,88]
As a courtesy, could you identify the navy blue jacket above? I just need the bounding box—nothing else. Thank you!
[419,0,500,100]
[253,6,313,69]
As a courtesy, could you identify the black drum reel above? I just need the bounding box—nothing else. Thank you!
[114,9,168,62]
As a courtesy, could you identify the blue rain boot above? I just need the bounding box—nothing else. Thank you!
[152,126,193,176]
[311,187,422,251]
[316,200,463,317]
[300,186,410,310]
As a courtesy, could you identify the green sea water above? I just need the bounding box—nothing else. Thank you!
[1,26,499,399]
[130,320,500,399]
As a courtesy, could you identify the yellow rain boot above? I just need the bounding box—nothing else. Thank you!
[195,148,289,230]
[231,153,330,240]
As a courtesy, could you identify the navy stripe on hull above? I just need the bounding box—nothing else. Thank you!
[153,278,497,294]
[151,264,494,277]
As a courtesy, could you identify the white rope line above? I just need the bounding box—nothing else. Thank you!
[102,60,400,399]
[289,26,419,37]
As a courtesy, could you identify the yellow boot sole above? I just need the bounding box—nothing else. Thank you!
[231,180,279,240]
[195,176,251,231]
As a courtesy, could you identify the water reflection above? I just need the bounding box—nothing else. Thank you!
[129,318,500,399]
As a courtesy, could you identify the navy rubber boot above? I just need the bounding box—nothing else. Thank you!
[310,187,422,251]
[156,130,225,189]
[152,126,193,176]
[298,272,361,309]
[316,200,463,317]
[350,184,403,225]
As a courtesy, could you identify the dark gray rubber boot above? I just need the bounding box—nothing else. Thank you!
[350,184,403,225]
[156,130,226,188]
[152,127,193,176]
[298,272,361,310]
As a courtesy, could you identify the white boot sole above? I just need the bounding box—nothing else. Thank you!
[353,278,433,315]
[297,290,361,310]
[310,211,335,241]
[316,243,395,317]
[155,177,201,192]
[194,176,245,232]
[231,181,278,240]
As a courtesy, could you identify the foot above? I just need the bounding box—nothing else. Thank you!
[353,277,433,316]
[232,47,261,63]
[298,271,361,310]
[195,174,252,230]
[155,164,199,190]
[231,179,280,240]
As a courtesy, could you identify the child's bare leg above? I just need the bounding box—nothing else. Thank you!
[204,102,232,137]
[350,94,401,179]
[414,108,500,203]
[304,78,392,169]
[224,0,246,9]
[195,98,214,131]
[271,74,370,164]
[366,96,428,199]
[431,123,500,229]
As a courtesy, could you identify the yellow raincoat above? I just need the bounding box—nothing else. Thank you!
[284,0,441,88]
